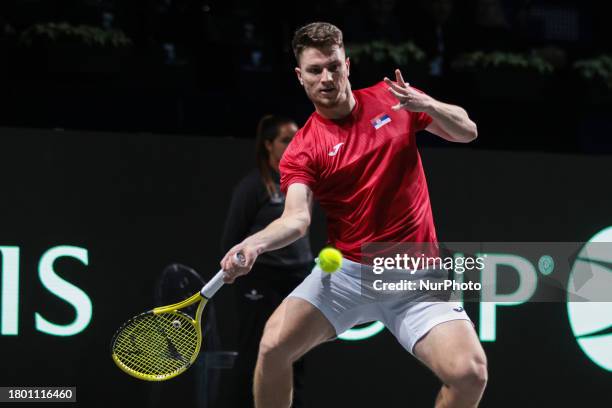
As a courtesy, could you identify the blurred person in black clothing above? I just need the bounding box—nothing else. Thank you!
[221,115,312,408]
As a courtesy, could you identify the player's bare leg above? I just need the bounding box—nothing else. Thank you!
[253,297,335,408]
[414,319,488,408]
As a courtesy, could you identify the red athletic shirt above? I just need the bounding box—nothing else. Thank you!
[280,81,437,262]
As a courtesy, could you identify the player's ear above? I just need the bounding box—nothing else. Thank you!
[264,139,273,152]
[295,67,304,86]
[346,57,350,77]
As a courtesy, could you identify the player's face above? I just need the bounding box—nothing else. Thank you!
[295,45,350,109]
[266,122,297,164]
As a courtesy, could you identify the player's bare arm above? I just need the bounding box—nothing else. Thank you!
[384,68,478,143]
[220,183,313,282]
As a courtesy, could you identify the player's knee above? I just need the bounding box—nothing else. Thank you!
[448,356,488,394]
[257,328,293,365]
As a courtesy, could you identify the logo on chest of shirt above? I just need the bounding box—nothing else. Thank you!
[328,142,345,156]
[270,192,284,204]
[371,113,392,130]
[244,289,264,301]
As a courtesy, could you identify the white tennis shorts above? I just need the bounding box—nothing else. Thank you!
[288,257,471,354]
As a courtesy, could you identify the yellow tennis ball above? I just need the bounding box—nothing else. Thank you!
[318,247,343,273]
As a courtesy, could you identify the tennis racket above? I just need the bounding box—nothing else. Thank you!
[111,254,243,381]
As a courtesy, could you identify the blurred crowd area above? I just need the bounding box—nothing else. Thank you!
[0,0,610,152]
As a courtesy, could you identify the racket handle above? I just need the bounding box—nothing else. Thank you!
[200,253,246,299]
[201,270,225,299]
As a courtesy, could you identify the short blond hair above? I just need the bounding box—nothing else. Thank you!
[291,22,344,62]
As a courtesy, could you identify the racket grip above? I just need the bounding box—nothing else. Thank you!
[201,253,246,299]
[201,270,225,299]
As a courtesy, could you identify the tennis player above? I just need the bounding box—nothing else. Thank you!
[221,22,487,408]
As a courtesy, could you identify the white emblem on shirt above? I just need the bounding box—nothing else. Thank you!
[245,289,264,301]
[328,142,345,156]
[270,191,284,204]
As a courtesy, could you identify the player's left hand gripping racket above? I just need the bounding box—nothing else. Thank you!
[111,254,243,381]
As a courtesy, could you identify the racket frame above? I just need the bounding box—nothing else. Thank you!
[111,292,207,381]
[111,255,239,381]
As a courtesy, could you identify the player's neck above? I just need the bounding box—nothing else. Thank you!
[315,86,356,120]
[268,157,280,173]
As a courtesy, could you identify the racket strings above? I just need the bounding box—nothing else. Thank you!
[113,311,199,379]
[116,315,195,376]
[115,319,178,375]
[122,318,182,370]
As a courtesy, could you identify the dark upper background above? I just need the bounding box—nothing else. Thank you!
[0,0,610,153]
